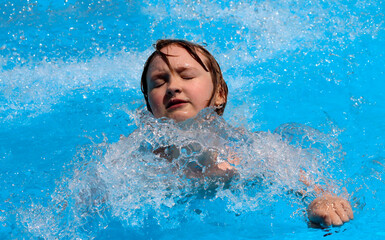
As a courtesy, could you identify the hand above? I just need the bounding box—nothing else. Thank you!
[307,194,353,227]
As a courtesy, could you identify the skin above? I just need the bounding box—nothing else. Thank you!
[146,45,222,122]
[145,44,353,227]
[307,194,354,227]
[301,171,353,226]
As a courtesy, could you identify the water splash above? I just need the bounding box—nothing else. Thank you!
[1,0,384,238]
[16,108,346,239]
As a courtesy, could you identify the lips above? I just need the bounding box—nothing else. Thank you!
[166,99,188,109]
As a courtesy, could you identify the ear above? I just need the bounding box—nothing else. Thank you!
[213,87,226,107]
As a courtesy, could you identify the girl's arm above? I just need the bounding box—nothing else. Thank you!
[300,170,354,226]
[307,193,353,227]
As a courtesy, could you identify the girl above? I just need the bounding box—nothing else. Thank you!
[140,39,353,227]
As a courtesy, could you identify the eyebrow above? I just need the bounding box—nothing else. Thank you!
[173,66,199,73]
[149,72,168,81]
[150,66,198,76]
[148,62,203,82]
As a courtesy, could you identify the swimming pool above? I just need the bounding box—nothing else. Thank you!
[1,0,384,239]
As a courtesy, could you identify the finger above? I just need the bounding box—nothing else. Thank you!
[322,213,333,226]
[329,211,343,226]
[341,200,354,220]
[308,209,326,225]
[334,202,350,223]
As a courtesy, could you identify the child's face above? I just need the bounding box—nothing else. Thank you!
[146,45,215,122]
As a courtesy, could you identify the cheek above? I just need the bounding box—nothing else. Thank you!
[197,80,215,105]
[148,92,164,115]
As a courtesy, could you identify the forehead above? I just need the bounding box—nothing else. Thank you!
[147,45,208,73]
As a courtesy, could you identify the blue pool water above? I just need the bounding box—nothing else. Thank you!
[1,0,385,239]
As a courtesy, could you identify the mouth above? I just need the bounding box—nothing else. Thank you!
[166,99,188,109]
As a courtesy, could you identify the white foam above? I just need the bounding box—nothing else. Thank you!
[20,108,343,238]
[0,48,152,122]
[142,0,382,63]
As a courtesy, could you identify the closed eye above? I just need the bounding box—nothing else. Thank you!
[179,69,198,80]
[181,75,195,80]
[150,73,169,88]
[152,79,166,88]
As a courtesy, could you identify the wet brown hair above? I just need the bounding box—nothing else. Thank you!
[140,39,228,116]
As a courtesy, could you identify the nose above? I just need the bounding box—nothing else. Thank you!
[166,76,182,96]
